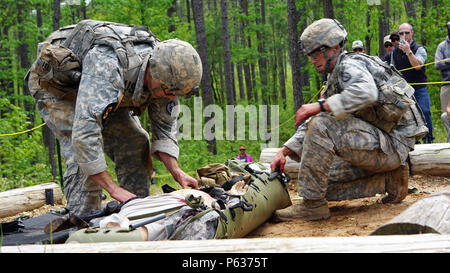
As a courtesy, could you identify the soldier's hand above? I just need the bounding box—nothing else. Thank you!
[177,172,199,189]
[111,187,137,203]
[295,103,321,126]
[271,151,288,173]
[90,171,136,203]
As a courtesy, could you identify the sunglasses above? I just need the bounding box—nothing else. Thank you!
[384,43,393,48]
[391,37,399,42]
[308,50,322,61]
[240,149,245,151]
[398,31,411,35]
[353,48,363,52]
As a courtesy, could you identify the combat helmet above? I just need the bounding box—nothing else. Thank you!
[299,18,347,55]
[149,39,202,97]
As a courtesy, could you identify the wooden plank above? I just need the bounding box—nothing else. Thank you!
[0,183,63,218]
[372,185,450,235]
[1,234,449,253]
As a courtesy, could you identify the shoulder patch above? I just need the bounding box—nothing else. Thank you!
[341,70,352,82]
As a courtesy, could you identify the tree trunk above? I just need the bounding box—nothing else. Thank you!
[220,0,234,106]
[186,0,191,29]
[239,0,253,102]
[167,0,177,33]
[288,0,303,112]
[365,8,371,55]
[255,0,268,106]
[192,0,216,154]
[378,0,390,57]
[323,0,335,18]
[277,47,286,105]
[403,0,417,20]
[232,1,245,102]
[52,0,61,31]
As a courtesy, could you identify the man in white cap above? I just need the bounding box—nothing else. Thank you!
[352,40,365,53]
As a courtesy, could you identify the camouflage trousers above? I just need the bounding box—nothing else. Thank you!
[32,89,151,215]
[298,113,404,201]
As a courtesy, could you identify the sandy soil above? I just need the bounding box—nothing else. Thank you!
[1,174,449,239]
[246,174,450,238]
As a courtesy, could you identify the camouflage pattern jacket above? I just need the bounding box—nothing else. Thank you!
[285,52,428,165]
[72,43,179,176]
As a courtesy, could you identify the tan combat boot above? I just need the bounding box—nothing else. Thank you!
[382,164,409,204]
[274,198,330,221]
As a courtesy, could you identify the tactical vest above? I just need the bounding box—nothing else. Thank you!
[391,41,427,89]
[29,20,158,101]
[324,52,428,140]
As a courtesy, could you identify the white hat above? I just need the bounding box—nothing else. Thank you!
[383,35,392,45]
[352,40,364,50]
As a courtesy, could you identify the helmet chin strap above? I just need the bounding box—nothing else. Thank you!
[320,46,342,74]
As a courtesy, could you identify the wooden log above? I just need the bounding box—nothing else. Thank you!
[371,185,450,235]
[0,234,449,253]
[409,143,450,177]
[0,182,63,218]
[260,143,450,178]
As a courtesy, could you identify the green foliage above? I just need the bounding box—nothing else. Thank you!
[0,97,52,191]
[0,0,449,193]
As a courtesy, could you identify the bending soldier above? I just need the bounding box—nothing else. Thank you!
[27,20,202,216]
[271,19,428,221]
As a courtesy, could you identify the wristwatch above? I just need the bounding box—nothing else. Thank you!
[318,98,326,112]
[407,51,413,56]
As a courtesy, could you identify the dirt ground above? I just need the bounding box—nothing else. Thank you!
[246,174,450,238]
[1,174,449,239]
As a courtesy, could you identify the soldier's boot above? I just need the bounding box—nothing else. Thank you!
[382,164,409,204]
[274,198,330,221]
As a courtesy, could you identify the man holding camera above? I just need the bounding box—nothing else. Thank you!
[386,23,434,144]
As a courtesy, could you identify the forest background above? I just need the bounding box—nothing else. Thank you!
[0,0,448,193]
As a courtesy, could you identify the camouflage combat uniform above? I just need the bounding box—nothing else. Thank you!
[28,43,179,215]
[284,52,428,201]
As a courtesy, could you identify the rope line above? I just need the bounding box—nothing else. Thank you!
[0,122,47,137]
[2,59,449,137]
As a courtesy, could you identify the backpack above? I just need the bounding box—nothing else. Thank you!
[327,52,428,140]
[30,20,159,101]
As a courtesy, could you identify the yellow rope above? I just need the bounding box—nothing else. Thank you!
[0,122,47,137]
[2,59,448,137]
[398,57,450,72]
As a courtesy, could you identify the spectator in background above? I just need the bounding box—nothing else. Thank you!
[352,40,365,53]
[236,145,253,162]
[383,31,401,63]
[435,21,450,142]
[382,35,394,62]
[386,23,434,144]
[390,31,400,48]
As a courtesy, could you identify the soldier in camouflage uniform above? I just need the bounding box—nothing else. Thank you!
[271,18,428,221]
[28,24,202,216]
